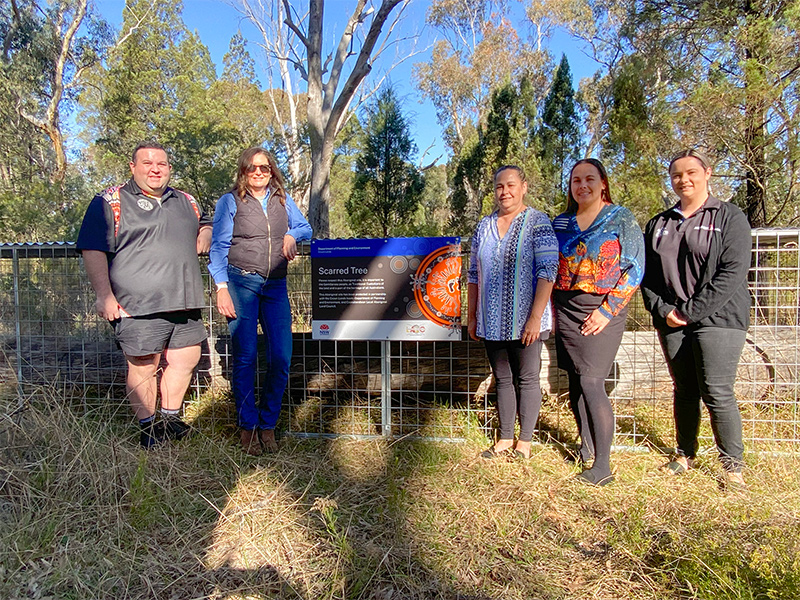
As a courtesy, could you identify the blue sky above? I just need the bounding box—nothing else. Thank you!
[96,0,601,162]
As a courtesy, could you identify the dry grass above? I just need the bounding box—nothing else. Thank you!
[2,387,800,600]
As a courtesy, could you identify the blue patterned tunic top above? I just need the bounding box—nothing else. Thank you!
[468,207,559,341]
[552,203,645,319]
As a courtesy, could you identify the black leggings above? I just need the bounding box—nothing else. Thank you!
[484,338,545,442]
[567,371,614,473]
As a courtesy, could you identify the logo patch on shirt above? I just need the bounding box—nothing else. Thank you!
[655,227,669,238]
[137,198,154,211]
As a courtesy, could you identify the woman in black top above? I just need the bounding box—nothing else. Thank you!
[641,149,751,489]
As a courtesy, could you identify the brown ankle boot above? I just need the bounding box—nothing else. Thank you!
[240,428,262,456]
[259,429,278,453]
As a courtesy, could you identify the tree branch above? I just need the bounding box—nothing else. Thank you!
[281,0,309,47]
[327,0,405,138]
[2,0,22,60]
[323,0,367,104]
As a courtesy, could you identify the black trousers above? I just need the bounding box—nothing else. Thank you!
[484,337,546,442]
[658,326,746,473]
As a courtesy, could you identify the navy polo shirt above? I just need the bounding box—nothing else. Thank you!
[650,196,721,303]
[77,179,211,317]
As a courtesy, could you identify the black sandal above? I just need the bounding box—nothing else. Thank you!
[480,446,509,459]
[576,469,614,487]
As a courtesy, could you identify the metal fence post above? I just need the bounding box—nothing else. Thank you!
[12,247,23,398]
[381,340,391,437]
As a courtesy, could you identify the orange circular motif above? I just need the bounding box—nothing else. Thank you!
[412,244,462,328]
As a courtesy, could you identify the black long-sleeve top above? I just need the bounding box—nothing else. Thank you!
[641,196,752,331]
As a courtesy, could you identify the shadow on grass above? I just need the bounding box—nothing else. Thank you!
[5,383,800,599]
[188,393,494,599]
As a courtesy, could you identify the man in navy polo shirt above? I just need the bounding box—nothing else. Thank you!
[77,142,212,449]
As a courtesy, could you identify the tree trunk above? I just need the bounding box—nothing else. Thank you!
[302,0,403,237]
[308,136,334,236]
[743,0,767,227]
[463,179,483,233]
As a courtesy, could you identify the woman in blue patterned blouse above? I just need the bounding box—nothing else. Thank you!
[552,158,644,486]
[468,165,559,460]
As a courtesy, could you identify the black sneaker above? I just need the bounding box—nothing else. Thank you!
[164,415,192,441]
[163,415,191,441]
[140,420,167,449]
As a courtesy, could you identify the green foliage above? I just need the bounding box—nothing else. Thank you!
[622,0,800,226]
[0,0,111,240]
[0,0,109,145]
[449,74,552,234]
[221,31,258,85]
[80,0,239,206]
[345,87,424,237]
[609,160,667,227]
[216,32,273,150]
[537,54,580,201]
[328,116,363,238]
[412,164,450,236]
[448,129,486,235]
[0,175,90,242]
[416,2,551,235]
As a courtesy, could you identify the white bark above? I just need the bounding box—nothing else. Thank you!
[236,0,411,236]
[15,0,87,185]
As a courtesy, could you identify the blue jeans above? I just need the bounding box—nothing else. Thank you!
[227,265,292,430]
[658,326,746,472]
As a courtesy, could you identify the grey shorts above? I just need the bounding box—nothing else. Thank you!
[113,309,207,357]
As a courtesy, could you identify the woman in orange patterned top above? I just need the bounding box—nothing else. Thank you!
[552,159,644,486]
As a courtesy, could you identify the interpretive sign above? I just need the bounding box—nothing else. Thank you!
[311,237,462,340]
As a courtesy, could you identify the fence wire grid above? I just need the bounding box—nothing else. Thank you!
[1,230,798,451]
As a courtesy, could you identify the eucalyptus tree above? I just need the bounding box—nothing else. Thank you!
[1,0,108,185]
[629,0,800,226]
[556,0,800,226]
[415,0,552,233]
[0,0,111,240]
[236,0,412,237]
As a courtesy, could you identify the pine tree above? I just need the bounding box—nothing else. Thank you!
[214,32,270,151]
[345,86,424,237]
[449,74,546,234]
[538,54,580,201]
[222,32,258,85]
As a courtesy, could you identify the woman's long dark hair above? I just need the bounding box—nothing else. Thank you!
[233,147,286,206]
[565,158,612,213]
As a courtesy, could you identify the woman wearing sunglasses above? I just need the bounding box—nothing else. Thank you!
[209,147,312,455]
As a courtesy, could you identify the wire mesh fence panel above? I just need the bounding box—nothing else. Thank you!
[1,232,800,450]
[0,245,125,410]
[741,230,800,450]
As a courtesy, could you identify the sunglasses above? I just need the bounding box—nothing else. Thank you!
[247,164,271,174]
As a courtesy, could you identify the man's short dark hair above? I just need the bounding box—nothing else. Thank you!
[131,142,169,163]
